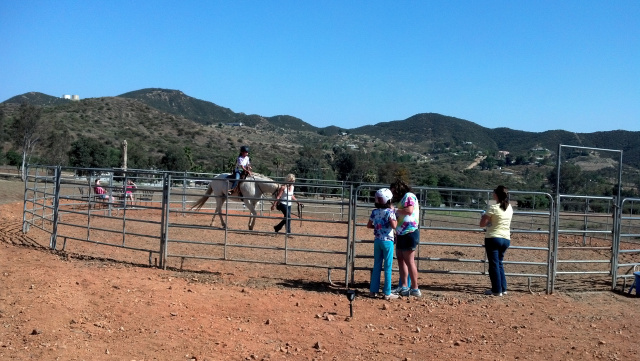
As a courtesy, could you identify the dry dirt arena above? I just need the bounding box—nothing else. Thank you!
[0,178,638,361]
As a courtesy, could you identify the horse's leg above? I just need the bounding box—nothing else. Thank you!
[209,196,218,227]
[244,199,257,230]
[212,195,227,228]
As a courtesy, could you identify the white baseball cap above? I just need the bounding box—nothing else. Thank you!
[375,188,393,204]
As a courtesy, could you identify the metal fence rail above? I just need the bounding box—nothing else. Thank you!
[351,185,554,292]
[20,163,640,294]
[163,176,354,285]
[616,197,640,292]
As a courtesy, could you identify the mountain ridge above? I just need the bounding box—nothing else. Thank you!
[2,88,639,179]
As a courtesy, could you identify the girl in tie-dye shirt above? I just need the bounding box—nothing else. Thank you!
[390,180,422,298]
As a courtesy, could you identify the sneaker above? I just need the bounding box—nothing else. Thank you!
[384,293,399,300]
[392,286,409,295]
[484,289,502,296]
[409,288,422,297]
[369,292,378,298]
[502,291,508,295]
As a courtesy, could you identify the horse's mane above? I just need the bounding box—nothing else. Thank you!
[246,173,271,180]
[217,172,271,180]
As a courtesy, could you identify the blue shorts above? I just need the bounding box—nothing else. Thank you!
[396,229,420,251]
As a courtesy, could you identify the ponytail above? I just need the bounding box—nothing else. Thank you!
[494,185,509,211]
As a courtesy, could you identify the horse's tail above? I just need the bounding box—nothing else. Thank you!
[191,184,214,211]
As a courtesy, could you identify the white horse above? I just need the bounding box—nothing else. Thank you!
[191,173,279,230]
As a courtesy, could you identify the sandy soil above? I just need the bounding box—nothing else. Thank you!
[0,178,639,361]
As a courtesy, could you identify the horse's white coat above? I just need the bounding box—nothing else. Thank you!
[191,173,279,230]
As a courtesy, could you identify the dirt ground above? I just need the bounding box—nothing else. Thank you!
[0,177,639,361]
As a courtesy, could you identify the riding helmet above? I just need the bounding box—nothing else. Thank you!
[240,145,250,153]
[375,188,393,204]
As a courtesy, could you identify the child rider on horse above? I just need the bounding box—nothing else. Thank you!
[229,145,252,195]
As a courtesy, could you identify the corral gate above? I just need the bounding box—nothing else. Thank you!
[350,185,554,293]
[552,145,626,293]
[162,173,354,285]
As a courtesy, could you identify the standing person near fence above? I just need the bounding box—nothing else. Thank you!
[271,173,298,234]
[125,180,137,203]
[390,179,422,297]
[480,185,513,296]
[367,188,399,300]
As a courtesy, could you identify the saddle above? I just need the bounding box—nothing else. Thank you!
[227,170,250,196]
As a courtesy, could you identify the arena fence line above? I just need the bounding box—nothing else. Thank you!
[20,161,640,294]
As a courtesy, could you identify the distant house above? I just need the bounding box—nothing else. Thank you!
[225,122,244,126]
[496,150,509,159]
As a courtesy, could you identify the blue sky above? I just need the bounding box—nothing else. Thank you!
[1,1,638,133]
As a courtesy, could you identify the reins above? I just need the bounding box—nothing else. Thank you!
[297,202,304,226]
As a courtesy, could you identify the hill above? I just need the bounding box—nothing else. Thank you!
[1,89,639,195]
[3,92,71,107]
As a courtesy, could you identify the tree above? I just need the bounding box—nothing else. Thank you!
[292,156,322,180]
[126,143,153,169]
[377,162,410,185]
[41,120,70,166]
[159,146,190,171]
[272,156,283,178]
[12,103,47,180]
[547,164,583,194]
[332,151,356,181]
[68,137,112,169]
[6,149,21,167]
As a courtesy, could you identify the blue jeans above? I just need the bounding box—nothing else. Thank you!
[370,240,394,295]
[485,237,510,293]
[275,203,292,233]
[230,171,241,189]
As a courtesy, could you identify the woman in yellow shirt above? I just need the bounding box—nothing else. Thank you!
[479,185,513,296]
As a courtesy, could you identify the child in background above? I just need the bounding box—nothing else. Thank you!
[94,179,110,201]
[125,180,137,203]
[367,188,399,300]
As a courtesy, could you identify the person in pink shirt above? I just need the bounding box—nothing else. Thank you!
[94,179,110,201]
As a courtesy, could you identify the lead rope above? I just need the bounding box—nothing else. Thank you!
[297,202,304,227]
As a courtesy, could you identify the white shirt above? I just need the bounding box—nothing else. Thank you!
[279,185,295,206]
[235,155,250,172]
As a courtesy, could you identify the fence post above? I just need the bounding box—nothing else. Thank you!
[49,166,62,249]
[160,173,171,269]
[611,197,622,290]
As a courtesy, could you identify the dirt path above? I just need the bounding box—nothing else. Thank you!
[466,155,486,170]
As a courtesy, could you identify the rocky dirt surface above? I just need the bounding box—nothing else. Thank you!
[0,178,638,361]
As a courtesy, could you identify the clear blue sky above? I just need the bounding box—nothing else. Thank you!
[1,1,638,133]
